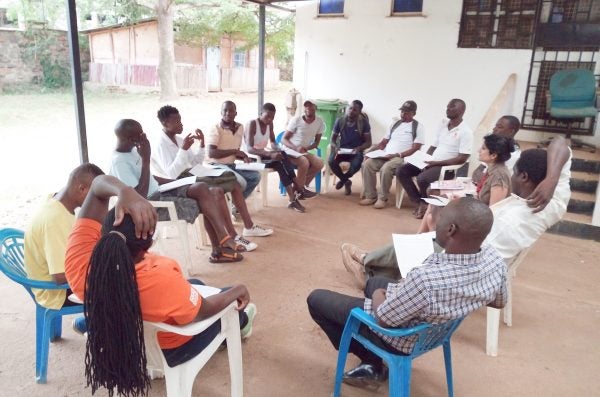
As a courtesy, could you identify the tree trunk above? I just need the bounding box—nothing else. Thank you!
[156,0,178,100]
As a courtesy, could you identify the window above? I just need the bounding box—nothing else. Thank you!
[233,49,246,68]
[392,0,423,14]
[458,0,538,49]
[319,0,344,15]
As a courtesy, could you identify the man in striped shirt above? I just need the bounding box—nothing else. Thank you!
[307,198,506,389]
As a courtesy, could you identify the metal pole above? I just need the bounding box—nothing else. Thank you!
[65,0,88,163]
[258,4,266,115]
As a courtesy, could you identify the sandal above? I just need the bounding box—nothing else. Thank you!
[413,204,427,219]
[209,236,244,263]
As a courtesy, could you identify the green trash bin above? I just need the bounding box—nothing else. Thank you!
[314,99,348,158]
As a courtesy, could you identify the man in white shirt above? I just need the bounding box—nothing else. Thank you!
[360,100,425,209]
[396,98,473,218]
[340,137,571,288]
[281,100,325,199]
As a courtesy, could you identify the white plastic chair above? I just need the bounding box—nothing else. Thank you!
[396,163,465,209]
[245,153,274,207]
[144,301,243,397]
[486,247,532,356]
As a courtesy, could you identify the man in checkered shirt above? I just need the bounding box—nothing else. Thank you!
[307,198,507,389]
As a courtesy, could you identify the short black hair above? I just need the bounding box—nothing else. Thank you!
[483,134,515,163]
[351,99,363,110]
[157,105,179,122]
[263,102,276,112]
[515,149,548,185]
[500,115,521,132]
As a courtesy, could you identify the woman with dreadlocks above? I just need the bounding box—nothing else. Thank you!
[64,175,256,396]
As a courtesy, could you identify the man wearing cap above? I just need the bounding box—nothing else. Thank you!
[396,98,473,218]
[328,99,372,195]
[360,100,425,208]
[281,100,325,198]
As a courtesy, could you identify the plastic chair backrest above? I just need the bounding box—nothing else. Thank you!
[550,69,596,103]
[0,228,27,283]
[411,317,464,357]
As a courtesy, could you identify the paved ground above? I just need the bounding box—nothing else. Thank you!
[1,174,599,397]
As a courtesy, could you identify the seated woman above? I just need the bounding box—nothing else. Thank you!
[64,175,256,397]
[417,133,514,233]
[245,103,306,213]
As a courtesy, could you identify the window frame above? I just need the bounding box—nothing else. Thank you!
[317,0,345,17]
[390,0,424,16]
[232,49,247,68]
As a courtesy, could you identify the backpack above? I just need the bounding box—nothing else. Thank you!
[338,113,369,135]
[389,119,419,140]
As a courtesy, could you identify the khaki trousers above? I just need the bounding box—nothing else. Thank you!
[361,157,405,200]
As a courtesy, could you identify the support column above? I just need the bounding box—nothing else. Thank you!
[258,4,266,115]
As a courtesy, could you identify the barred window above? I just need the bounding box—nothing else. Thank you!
[458,0,537,49]
[233,49,247,68]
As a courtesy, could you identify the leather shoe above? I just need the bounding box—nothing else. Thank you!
[335,180,345,190]
[342,363,388,390]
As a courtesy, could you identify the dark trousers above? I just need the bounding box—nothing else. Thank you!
[328,152,364,184]
[162,279,248,367]
[264,154,297,187]
[307,276,401,369]
[396,163,453,203]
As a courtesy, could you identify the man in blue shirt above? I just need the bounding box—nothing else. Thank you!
[328,100,372,195]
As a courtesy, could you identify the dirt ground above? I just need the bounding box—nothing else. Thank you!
[1,87,599,396]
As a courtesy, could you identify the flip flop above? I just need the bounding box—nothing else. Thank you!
[209,248,243,263]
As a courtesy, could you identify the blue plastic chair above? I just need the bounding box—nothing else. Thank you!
[275,131,321,195]
[549,68,598,119]
[0,228,84,384]
[333,308,464,397]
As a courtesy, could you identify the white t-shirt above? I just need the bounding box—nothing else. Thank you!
[151,132,205,179]
[431,119,473,161]
[384,119,425,155]
[284,115,325,148]
[110,149,160,197]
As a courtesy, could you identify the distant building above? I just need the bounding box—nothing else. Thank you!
[84,18,280,93]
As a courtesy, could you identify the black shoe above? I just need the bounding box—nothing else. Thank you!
[344,180,352,196]
[287,199,306,213]
[299,188,317,199]
[342,363,388,390]
[335,180,345,190]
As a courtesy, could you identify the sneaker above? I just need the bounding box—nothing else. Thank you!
[342,363,388,390]
[241,303,257,339]
[234,235,257,252]
[242,224,273,237]
[287,199,306,213]
[373,199,388,209]
[335,180,345,190]
[358,198,377,206]
[344,180,352,195]
[72,316,87,336]
[340,243,367,289]
[298,188,317,199]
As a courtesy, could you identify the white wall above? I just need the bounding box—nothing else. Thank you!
[293,0,600,146]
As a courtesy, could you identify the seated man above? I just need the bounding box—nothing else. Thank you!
[206,100,261,200]
[151,105,272,242]
[360,100,425,208]
[245,102,306,213]
[281,100,325,198]
[328,99,372,195]
[64,175,256,396]
[342,136,571,287]
[307,198,506,388]
[110,118,250,261]
[396,98,473,219]
[24,163,104,333]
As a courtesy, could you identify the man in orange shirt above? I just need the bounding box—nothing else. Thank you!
[64,175,256,396]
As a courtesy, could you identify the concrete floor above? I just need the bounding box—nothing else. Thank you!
[0,175,599,397]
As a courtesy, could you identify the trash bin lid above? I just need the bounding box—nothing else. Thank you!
[314,99,348,110]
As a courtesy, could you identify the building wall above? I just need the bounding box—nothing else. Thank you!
[293,0,600,146]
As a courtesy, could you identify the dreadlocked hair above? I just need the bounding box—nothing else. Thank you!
[84,209,153,397]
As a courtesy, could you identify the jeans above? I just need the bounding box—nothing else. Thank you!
[328,152,364,184]
[307,276,403,368]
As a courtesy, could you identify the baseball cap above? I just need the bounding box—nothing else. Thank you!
[303,99,317,107]
[399,100,417,112]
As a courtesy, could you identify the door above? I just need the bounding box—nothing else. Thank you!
[206,47,221,92]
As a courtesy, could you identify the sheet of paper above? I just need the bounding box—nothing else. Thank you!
[430,180,465,190]
[338,148,354,155]
[423,195,449,206]
[282,147,307,158]
[189,164,227,177]
[236,162,266,171]
[158,176,197,193]
[365,149,388,159]
[392,232,436,276]
[192,284,222,297]
[404,151,433,169]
